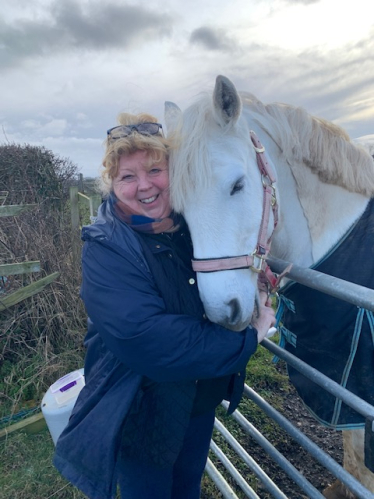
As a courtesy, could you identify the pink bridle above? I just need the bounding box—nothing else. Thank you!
[191,131,285,292]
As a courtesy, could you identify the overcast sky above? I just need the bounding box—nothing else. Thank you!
[1,0,373,178]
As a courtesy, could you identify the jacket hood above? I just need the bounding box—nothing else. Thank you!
[81,195,148,269]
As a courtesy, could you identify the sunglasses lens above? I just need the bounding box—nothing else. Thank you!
[136,123,161,135]
[107,123,162,140]
[108,126,131,139]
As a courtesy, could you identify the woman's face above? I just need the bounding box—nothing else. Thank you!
[113,150,171,219]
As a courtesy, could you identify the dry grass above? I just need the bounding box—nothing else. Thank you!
[0,211,87,419]
[0,144,87,421]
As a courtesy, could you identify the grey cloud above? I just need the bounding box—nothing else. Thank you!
[212,32,374,136]
[0,1,173,68]
[291,37,374,113]
[189,26,236,52]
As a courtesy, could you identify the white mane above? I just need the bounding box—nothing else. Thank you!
[240,92,374,197]
[169,91,374,213]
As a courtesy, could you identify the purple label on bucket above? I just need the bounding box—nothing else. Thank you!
[60,380,77,392]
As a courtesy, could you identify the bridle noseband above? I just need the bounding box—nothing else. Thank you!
[191,130,287,293]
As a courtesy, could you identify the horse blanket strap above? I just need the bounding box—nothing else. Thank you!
[277,198,374,429]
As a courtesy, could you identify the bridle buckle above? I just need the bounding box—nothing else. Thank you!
[249,252,265,273]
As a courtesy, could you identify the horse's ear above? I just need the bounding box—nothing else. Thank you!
[213,75,242,127]
[164,101,182,135]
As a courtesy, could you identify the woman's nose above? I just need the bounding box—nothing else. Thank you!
[138,174,152,190]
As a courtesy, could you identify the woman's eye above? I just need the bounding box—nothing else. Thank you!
[149,168,161,175]
[230,179,244,195]
[123,175,135,182]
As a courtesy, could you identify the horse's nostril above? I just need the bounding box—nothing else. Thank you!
[228,298,241,323]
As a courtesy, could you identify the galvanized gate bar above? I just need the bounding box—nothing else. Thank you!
[204,256,374,496]
[214,417,287,499]
[267,256,374,312]
[262,339,374,419]
[209,439,260,499]
[243,385,374,499]
[205,458,239,499]
[221,401,325,499]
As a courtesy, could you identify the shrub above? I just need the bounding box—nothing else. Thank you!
[0,143,87,419]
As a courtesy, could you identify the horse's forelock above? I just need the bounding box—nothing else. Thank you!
[169,95,217,212]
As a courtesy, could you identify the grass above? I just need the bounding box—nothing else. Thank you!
[202,342,291,498]
[0,429,86,499]
[0,339,290,499]
[0,163,92,497]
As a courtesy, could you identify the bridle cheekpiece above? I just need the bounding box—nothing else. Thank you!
[191,130,288,293]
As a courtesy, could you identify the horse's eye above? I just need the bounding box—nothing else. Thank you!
[230,179,244,196]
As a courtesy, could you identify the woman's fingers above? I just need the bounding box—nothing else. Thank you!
[258,290,268,306]
[258,290,273,308]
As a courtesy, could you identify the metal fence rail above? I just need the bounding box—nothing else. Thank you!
[207,374,374,498]
[262,339,374,421]
[213,417,287,499]
[204,256,374,498]
[267,256,374,312]
[205,458,240,499]
[243,383,372,499]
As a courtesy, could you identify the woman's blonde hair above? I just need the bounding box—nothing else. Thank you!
[99,112,169,196]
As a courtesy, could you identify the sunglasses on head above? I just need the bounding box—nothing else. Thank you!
[107,123,163,140]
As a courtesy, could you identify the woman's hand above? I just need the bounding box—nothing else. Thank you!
[251,290,276,343]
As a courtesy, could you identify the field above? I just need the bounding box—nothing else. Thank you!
[0,345,282,499]
[0,343,343,499]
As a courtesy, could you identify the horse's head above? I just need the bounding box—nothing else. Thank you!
[165,75,277,331]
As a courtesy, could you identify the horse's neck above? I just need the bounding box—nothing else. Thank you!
[274,153,370,266]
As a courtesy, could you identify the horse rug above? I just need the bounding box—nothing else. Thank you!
[277,198,374,429]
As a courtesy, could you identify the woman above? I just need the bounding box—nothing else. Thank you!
[54,113,276,499]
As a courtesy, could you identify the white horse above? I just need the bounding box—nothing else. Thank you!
[165,75,374,498]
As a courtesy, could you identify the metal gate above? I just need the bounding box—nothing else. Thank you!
[205,257,374,499]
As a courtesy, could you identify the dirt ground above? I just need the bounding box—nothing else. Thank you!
[244,384,344,498]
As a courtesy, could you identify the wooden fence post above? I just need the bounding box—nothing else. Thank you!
[0,205,37,217]
[70,186,81,268]
[78,173,84,193]
[0,272,60,312]
[0,203,60,311]
[90,194,102,221]
[70,181,102,267]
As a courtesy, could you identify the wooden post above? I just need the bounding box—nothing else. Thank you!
[0,204,37,217]
[78,192,102,223]
[0,413,46,440]
[0,272,60,311]
[70,186,81,268]
[78,173,84,193]
[90,194,102,221]
[0,261,40,277]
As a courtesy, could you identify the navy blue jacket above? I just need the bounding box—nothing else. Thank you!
[54,197,258,499]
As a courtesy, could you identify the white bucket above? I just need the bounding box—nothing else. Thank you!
[41,368,85,445]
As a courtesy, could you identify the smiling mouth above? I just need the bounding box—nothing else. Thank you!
[140,195,158,204]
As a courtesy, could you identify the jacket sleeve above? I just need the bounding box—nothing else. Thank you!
[81,239,258,383]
